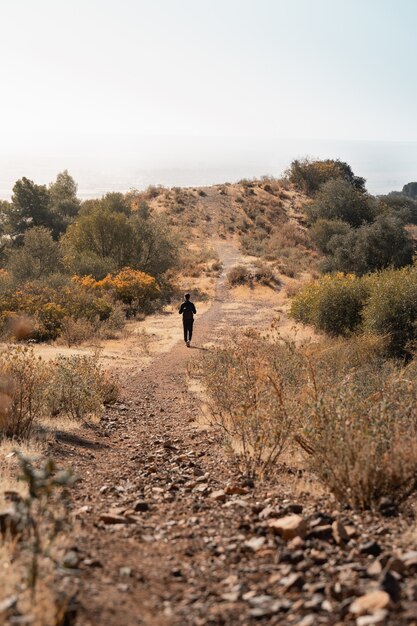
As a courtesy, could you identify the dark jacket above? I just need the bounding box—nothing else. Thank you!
[179,300,196,320]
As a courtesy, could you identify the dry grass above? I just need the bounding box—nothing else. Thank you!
[199,329,417,510]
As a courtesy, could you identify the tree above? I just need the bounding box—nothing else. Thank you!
[310,219,352,254]
[62,208,136,277]
[307,179,375,227]
[377,193,417,224]
[7,177,53,240]
[49,170,80,230]
[7,226,61,282]
[287,158,366,196]
[323,214,414,275]
[130,213,178,277]
[403,182,417,199]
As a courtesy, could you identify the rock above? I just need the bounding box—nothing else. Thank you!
[119,566,132,577]
[287,536,305,550]
[401,551,417,571]
[308,524,333,541]
[133,500,149,512]
[359,541,382,557]
[244,536,266,552]
[367,560,383,577]
[221,591,240,602]
[380,569,401,602]
[350,590,391,615]
[280,572,304,591]
[210,489,226,502]
[356,610,388,625]
[62,550,80,569]
[225,484,248,495]
[268,515,307,540]
[99,513,133,525]
[259,505,279,520]
[297,616,316,626]
[284,503,303,514]
[332,520,349,545]
[0,596,18,615]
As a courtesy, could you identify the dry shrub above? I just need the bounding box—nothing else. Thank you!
[48,354,116,420]
[0,347,50,439]
[59,316,96,347]
[227,265,250,286]
[198,332,300,477]
[0,348,117,438]
[200,329,417,510]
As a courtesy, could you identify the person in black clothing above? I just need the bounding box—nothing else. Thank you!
[179,293,197,347]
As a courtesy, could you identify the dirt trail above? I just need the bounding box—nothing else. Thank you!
[64,235,284,626]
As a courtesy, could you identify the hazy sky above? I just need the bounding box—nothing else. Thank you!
[1,0,416,150]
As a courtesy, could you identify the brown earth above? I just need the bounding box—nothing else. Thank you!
[52,229,417,626]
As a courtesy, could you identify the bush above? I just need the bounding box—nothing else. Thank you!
[59,316,97,347]
[290,273,368,335]
[48,354,118,420]
[227,265,250,286]
[0,347,50,438]
[302,355,417,510]
[310,219,351,254]
[323,213,414,275]
[362,267,417,355]
[307,179,375,226]
[198,333,299,477]
[286,158,366,196]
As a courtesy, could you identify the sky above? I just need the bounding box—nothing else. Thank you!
[0,0,416,190]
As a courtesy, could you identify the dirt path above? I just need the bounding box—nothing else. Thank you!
[63,238,285,626]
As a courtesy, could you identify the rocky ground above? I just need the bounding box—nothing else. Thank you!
[45,236,417,626]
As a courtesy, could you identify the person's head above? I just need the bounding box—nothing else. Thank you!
[184,293,190,301]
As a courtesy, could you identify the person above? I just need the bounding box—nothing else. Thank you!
[179,293,197,347]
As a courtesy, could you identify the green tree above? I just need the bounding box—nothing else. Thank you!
[323,214,414,275]
[6,177,53,240]
[7,226,61,281]
[62,208,136,277]
[287,158,366,196]
[310,218,352,254]
[130,213,178,277]
[307,179,375,227]
[49,170,80,231]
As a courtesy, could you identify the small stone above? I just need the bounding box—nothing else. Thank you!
[133,500,149,512]
[119,566,132,577]
[332,520,349,545]
[367,560,383,577]
[308,524,333,541]
[280,572,304,591]
[62,550,80,569]
[284,503,303,514]
[244,536,266,552]
[359,541,382,557]
[259,505,278,520]
[401,551,417,571]
[221,591,239,602]
[210,489,226,502]
[99,513,132,525]
[225,484,248,495]
[268,515,307,540]
[380,570,401,602]
[350,590,391,615]
[356,610,388,625]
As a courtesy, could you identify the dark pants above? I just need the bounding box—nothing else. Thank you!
[183,319,194,342]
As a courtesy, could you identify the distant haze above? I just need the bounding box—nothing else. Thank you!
[0,137,416,199]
